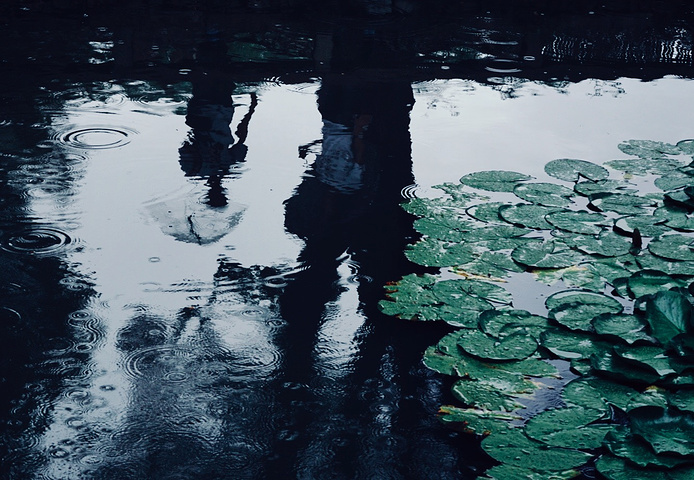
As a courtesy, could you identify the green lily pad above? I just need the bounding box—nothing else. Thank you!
[644,290,692,345]
[629,406,694,457]
[546,290,624,331]
[452,379,526,411]
[627,387,670,410]
[614,215,669,238]
[545,158,609,182]
[592,313,652,344]
[627,270,686,299]
[525,406,610,449]
[618,139,681,157]
[433,181,482,202]
[613,344,675,377]
[637,253,694,277]
[437,405,517,434]
[484,464,581,480]
[590,193,655,215]
[498,203,561,230]
[535,264,606,292]
[405,238,476,267]
[540,328,612,360]
[670,390,694,414]
[595,453,670,480]
[432,278,513,306]
[574,179,637,196]
[423,345,461,376]
[562,376,639,412]
[401,196,464,218]
[513,182,575,207]
[591,351,662,386]
[481,427,592,471]
[479,309,550,339]
[458,329,537,361]
[605,426,692,469]
[664,189,694,212]
[648,234,694,261]
[677,139,694,155]
[460,170,533,192]
[511,240,584,269]
[655,171,694,192]
[606,157,685,176]
[552,230,633,257]
[413,215,473,241]
[466,202,506,223]
[546,211,608,235]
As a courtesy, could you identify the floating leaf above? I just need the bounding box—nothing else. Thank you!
[437,405,517,434]
[534,265,605,292]
[546,290,624,331]
[670,390,694,414]
[648,234,694,262]
[618,139,681,157]
[613,344,675,377]
[605,157,685,176]
[454,250,525,278]
[498,203,561,230]
[614,215,669,238]
[627,270,686,299]
[595,453,670,480]
[485,464,581,480]
[654,205,694,232]
[677,139,694,155]
[423,345,461,376]
[591,351,662,386]
[513,182,574,207]
[629,406,694,457]
[637,253,694,277]
[574,179,637,196]
[540,328,611,360]
[562,376,639,412]
[457,329,537,361]
[405,238,476,267]
[412,215,473,241]
[604,426,692,469]
[479,309,550,339]
[401,197,464,218]
[466,202,506,223]
[645,290,691,345]
[433,181,481,202]
[524,407,610,449]
[553,230,632,257]
[481,427,592,471]
[545,158,609,182]
[546,211,608,235]
[592,313,652,344]
[655,171,694,192]
[512,240,584,269]
[452,379,526,411]
[433,278,513,306]
[460,170,532,192]
[590,193,655,215]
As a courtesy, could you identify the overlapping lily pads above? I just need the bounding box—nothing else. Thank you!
[379,138,694,479]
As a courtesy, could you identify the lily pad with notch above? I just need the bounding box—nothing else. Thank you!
[479,309,550,339]
[592,313,652,344]
[511,239,585,269]
[574,179,637,197]
[604,426,693,470]
[629,406,694,457]
[605,157,685,176]
[546,290,624,331]
[546,210,608,235]
[452,379,527,411]
[618,139,681,158]
[589,193,655,215]
[513,182,575,208]
[498,203,562,230]
[437,405,517,435]
[552,229,633,257]
[524,406,610,449]
[457,329,538,361]
[540,328,612,360]
[613,344,675,377]
[545,158,609,182]
[460,170,533,192]
[648,234,694,262]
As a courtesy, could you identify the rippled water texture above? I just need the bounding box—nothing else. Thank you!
[1,2,694,479]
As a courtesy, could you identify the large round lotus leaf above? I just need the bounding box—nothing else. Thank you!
[438,306,483,329]
[457,329,537,361]
[670,390,694,414]
[655,171,694,192]
[649,234,694,262]
[405,238,476,267]
[605,157,685,176]
[604,426,691,469]
[451,352,538,393]
[452,379,526,411]
[432,278,513,306]
[546,210,607,235]
[677,139,694,155]
[437,405,517,435]
[589,193,655,215]
[511,240,584,269]
[562,376,638,412]
[498,203,561,230]
[481,427,592,471]
[637,253,694,277]
[618,139,681,157]
[596,453,670,480]
[540,328,612,360]
[629,406,694,456]
[479,309,550,339]
[423,345,460,376]
[466,202,506,223]
[627,270,686,299]
[545,158,609,182]
[547,291,624,331]
[592,313,651,344]
[413,215,472,241]
[552,230,632,257]
[513,182,574,208]
[591,351,662,386]
[644,290,691,345]
[485,464,580,480]
[460,170,533,192]
[613,344,675,377]
[454,251,525,279]
[525,407,610,449]
[574,179,637,197]
[613,215,669,238]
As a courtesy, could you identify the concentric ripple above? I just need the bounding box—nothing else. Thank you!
[1,227,74,256]
[53,125,137,150]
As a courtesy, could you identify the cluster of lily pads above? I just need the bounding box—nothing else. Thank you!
[379,139,694,479]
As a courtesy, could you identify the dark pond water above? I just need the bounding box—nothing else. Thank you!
[1,1,693,479]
